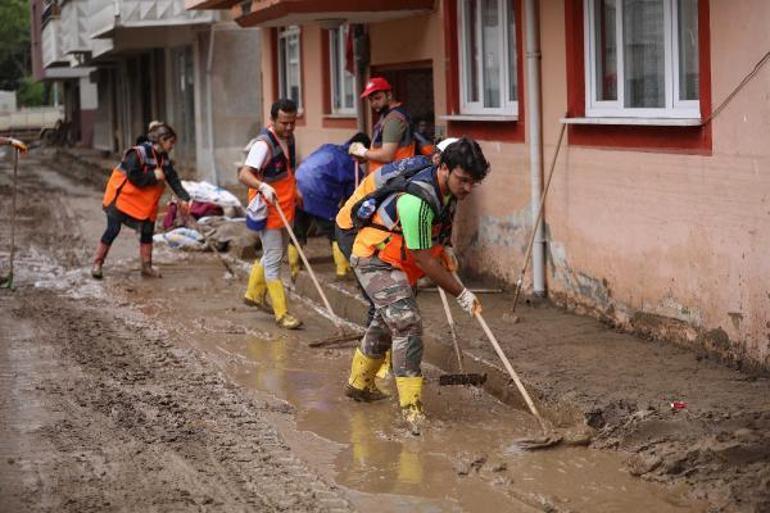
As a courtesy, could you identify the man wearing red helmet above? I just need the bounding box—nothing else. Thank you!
[348,77,416,174]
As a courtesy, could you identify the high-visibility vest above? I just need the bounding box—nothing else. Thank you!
[352,165,455,285]
[369,104,416,174]
[245,127,297,230]
[102,143,166,221]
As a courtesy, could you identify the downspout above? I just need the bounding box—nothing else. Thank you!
[524,0,545,297]
[206,23,219,185]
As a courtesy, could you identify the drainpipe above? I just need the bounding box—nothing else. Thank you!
[206,23,219,185]
[524,0,545,297]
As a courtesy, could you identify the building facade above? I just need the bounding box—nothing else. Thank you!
[185,0,770,371]
[30,0,263,184]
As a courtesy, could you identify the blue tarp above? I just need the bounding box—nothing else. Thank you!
[295,144,363,221]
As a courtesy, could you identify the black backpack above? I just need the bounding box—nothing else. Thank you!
[349,162,436,231]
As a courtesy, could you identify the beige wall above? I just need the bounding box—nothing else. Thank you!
[260,0,770,370]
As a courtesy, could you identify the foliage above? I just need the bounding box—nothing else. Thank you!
[0,0,32,91]
[16,75,47,107]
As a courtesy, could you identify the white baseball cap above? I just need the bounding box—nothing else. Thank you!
[436,137,460,152]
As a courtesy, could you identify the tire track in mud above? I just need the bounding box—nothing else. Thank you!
[5,291,354,512]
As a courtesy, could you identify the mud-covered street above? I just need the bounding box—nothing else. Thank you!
[1,151,769,512]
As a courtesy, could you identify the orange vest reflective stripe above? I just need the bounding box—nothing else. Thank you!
[245,128,297,230]
[368,144,416,175]
[102,146,166,221]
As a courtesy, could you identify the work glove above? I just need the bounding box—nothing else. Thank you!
[7,138,27,153]
[258,181,277,204]
[440,246,459,273]
[348,142,368,159]
[456,288,482,317]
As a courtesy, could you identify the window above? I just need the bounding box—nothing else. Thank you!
[457,0,518,115]
[329,25,356,115]
[585,0,699,118]
[278,26,302,109]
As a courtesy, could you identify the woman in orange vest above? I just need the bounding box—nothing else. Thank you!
[91,122,190,279]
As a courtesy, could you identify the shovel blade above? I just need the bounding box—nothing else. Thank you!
[438,373,487,387]
[308,331,363,348]
[513,434,563,451]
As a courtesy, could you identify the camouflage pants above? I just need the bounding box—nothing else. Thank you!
[351,255,423,377]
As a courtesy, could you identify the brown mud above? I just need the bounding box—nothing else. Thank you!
[0,150,767,512]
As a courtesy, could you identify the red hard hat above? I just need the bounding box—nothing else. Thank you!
[360,77,392,98]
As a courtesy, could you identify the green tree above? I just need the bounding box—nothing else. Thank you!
[0,0,31,91]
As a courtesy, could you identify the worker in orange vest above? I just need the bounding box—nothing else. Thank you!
[348,77,416,174]
[92,122,190,279]
[339,138,489,433]
[239,99,303,330]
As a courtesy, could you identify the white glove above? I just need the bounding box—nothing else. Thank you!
[348,142,368,158]
[258,182,277,204]
[456,288,482,316]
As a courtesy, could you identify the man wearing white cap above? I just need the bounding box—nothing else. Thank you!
[336,137,490,433]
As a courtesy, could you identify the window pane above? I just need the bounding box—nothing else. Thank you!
[481,0,501,108]
[506,0,517,102]
[677,0,698,100]
[287,35,300,105]
[330,29,341,110]
[463,0,479,103]
[594,0,617,101]
[279,37,287,97]
[343,72,355,109]
[622,0,665,108]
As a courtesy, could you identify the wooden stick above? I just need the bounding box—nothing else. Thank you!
[272,198,339,324]
[511,122,567,314]
[438,287,464,371]
[453,272,547,431]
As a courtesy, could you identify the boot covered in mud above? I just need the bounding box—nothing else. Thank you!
[139,243,162,278]
[91,241,111,280]
[345,348,389,402]
[376,349,392,379]
[331,241,351,281]
[396,376,425,435]
[266,279,302,329]
[287,243,301,282]
[243,261,272,313]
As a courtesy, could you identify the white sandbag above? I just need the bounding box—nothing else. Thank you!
[180,180,243,209]
[153,227,206,250]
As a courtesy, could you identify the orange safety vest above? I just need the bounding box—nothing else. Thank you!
[349,165,454,285]
[369,103,416,175]
[245,127,297,230]
[102,144,166,221]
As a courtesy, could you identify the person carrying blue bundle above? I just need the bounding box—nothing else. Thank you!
[288,132,371,281]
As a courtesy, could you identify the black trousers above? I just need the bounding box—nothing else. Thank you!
[292,209,335,246]
[101,204,155,245]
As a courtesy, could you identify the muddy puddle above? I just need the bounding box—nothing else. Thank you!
[104,254,709,513]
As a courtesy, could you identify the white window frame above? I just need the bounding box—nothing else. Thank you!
[457,0,518,116]
[329,25,356,116]
[584,0,700,119]
[278,25,302,111]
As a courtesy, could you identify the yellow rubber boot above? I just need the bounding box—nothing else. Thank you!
[344,348,388,402]
[331,241,351,280]
[244,261,271,312]
[287,244,301,282]
[266,279,302,329]
[396,376,425,435]
[376,349,392,379]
